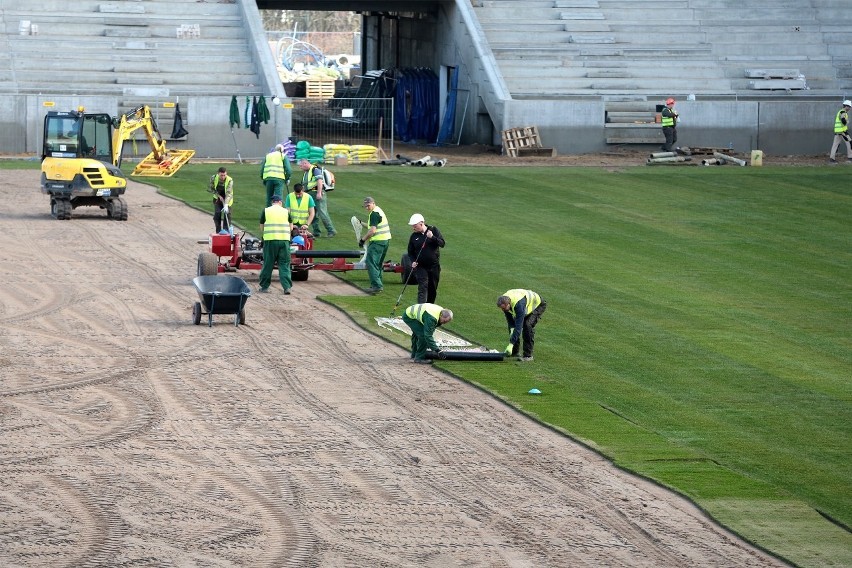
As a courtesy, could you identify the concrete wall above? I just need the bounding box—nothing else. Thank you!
[1,93,841,159]
[500,99,842,155]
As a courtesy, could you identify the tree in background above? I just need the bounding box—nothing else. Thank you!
[261,10,360,33]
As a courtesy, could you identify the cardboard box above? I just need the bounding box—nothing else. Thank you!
[334,156,348,167]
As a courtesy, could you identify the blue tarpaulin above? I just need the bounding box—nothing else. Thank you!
[393,68,439,143]
[435,67,459,145]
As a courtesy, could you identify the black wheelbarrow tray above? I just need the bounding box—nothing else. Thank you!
[192,275,251,327]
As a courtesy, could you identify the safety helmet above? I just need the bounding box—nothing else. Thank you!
[665,98,675,105]
[408,213,425,225]
[844,100,852,107]
[291,235,305,246]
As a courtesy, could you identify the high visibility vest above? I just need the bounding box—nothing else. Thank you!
[262,206,291,241]
[209,174,233,206]
[263,152,287,180]
[405,303,444,323]
[835,110,848,134]
[303,164,321,191]
[369,205,391,242]
[661,108,675,127]
[504,289,541,317]
[285,192,311,225]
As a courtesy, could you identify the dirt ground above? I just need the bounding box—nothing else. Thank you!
[0,170,787,567]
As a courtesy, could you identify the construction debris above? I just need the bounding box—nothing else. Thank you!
[644,146,754,166]
[713,152,747,166]
[646,155,694,165]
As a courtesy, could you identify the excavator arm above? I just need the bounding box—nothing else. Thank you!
[112,105,195,177]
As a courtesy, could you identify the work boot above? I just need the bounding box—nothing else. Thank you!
[412,358,432,365]
[282,288,291,295]
[519,356,534,362]
[258,287,269,293]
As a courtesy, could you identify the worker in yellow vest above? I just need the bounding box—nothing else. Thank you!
[497,289,547,362]
[260,144,291,206]
[660,97,679,152]
[299,159,336,238]
[257,194,293,295]
[284,183,315,233]
[209,166,233,234]
[359,196,391,294]
[402,303,454,364]
[829,100,852,163]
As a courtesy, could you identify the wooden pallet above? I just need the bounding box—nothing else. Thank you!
[306,80,336,100]
[501,126,555,158]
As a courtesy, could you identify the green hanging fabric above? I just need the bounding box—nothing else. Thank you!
[229,95,240,128]
[258,95,270,124]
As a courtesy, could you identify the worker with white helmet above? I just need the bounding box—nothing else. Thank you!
[407,212,446,304]
[661,97,679,152]
[829,100,852,163]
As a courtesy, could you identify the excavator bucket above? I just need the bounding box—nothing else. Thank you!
[131,148,196,177]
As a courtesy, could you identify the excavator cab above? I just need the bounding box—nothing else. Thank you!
[41,108,128,220]
[43,110,114,162]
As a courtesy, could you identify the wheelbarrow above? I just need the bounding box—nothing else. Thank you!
[192,275,251,327]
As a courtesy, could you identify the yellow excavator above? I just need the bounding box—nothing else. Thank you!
[40,105,195,220]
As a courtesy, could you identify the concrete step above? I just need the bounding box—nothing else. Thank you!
[503,76,733,92]
[9,35,251,49]
[6,23,247,40]
[13,83,261,97]
[692,8,818,21]
[498,63,727,79]
[4,1,238,18]
[712,43,828,57]
[486,30,706,44]
[1,11,241,30]
[12,68,258,86]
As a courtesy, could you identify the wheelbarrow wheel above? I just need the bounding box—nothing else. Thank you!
[238,308,246,325]
[192,302,202,325]
[292,269,309,282]
[198,252,219,276]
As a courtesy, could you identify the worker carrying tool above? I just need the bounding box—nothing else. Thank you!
[497,289,547,362]
[209,166,234,234]
[402,303,453,364]
[661,97,679,152]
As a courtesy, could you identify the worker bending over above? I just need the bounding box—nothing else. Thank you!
[402,303,453,364]
[497,289,547,362]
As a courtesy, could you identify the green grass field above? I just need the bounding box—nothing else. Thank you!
[15,159,850,566]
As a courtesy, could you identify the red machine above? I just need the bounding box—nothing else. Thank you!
[197,228,407,282]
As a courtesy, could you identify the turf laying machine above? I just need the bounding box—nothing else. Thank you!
[197,227,408,282]
[40,105,194,220]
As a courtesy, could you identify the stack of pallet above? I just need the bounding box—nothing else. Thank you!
[306,80,336,100]
[501,126,556,158]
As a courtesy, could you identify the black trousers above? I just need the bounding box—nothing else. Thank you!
[662,126,677,151]
[506,300,547,357]
[414,263,441,304]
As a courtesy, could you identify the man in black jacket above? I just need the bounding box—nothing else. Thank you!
[407,213,445,304]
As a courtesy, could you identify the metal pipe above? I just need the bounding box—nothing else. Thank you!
[425,350,505,361]
[713,152,747,166]
[650,151,677,158]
